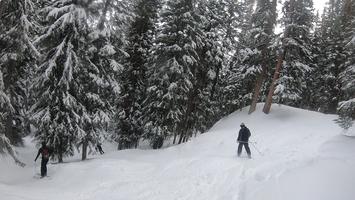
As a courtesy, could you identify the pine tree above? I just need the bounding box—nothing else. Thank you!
[115,0,160,150]
[247,0,277,114]
[273,0,315,106]
[144,0,205,147]
[219,0,256,115]
[88,0,133,152]
[337,0,355,129]
[0,0,40,146]
[309,0,346,113]
[302,11,324,111]
[190,0,234,134]
[32,0,116,162]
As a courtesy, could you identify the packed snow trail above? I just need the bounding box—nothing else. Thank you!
[1,104,355,200]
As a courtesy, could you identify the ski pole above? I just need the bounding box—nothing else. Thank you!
[250,142,263,156]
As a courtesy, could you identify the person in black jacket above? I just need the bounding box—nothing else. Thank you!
[34,142,52,177]
[96,143,104,154]
[237,123,251,158]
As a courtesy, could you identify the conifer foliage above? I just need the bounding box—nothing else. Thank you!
[32,0,113,162]
[115,0,160,150]
[144,0,205,147]
[336,0,355,127]
[0,0,40,146]
[275,0,315,106]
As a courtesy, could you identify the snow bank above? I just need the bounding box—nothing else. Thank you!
[1,104,355,200]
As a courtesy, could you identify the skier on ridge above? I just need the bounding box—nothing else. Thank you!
[237,123,252,158]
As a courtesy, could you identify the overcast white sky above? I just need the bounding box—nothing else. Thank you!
[313,0,327,14]
[276,0,327,17]
[274,0,328,33]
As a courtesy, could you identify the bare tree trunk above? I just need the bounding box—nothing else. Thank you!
[58,153,63,163]
[210,64,221,98]
[173,133,177,144]
[263,53,284,114]
[248,70,266,114]
[58,138,63,163]
[248,51,268,114]
[179,87,197,144]
[81,139,88,161]
[178,132,185,144]
[183,135,188,143]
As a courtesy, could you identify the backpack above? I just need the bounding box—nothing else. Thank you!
[42,147,50,159]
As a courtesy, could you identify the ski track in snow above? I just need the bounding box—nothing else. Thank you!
[1,104,355,200]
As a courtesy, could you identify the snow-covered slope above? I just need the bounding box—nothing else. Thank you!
[1,104,355,200]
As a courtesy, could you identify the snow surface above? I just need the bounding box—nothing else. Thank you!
[1,104,355,200]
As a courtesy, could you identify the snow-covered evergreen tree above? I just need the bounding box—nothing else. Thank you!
[219,0,256,115]
[337,0,355,129]
[87,0,133,151]
[0,0,40,146]
[190,0,230,134]
[33,0,117,161]
[247,0,277,114]
[144,0,205,147]
[275,0,315,106]
[115,0,161,150]
[309,0,346,113]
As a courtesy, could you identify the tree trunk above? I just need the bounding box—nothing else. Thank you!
[58,152,63,163]
[248,51,268,114]
[82,139,88,161]
[183,135,188,143]
[58,138,63,163]
[178,132,184,144]
[173,133,177,144]
[263,53,284,114]
[210,64,221,98]
[178,86,197,144]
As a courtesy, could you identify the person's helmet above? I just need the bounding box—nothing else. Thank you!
[240,123,245,127]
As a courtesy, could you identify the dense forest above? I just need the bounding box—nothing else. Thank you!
[0,0,354,163]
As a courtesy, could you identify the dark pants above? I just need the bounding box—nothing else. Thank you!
[41,158,49,177]
[97,146,104,154]
[238,142,251,157]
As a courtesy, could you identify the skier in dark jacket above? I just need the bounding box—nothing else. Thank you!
[237,123,251,158]
[34,142,52,177]
[96,143,104,154]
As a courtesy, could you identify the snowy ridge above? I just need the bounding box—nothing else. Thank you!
[1,104,355,200]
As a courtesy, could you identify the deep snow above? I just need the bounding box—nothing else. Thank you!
[1,104,355,200]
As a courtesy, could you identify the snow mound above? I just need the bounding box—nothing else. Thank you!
[1,104,355,200]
